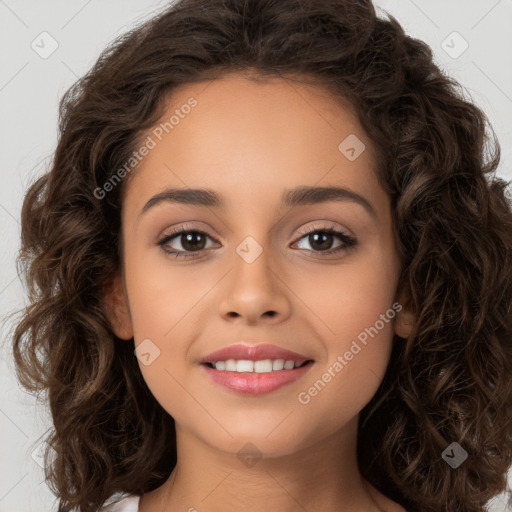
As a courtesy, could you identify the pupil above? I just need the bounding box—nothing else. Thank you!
[310,232,332,250]
[182,232,205,251]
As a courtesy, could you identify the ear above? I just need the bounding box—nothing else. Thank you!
[102,272,134,340]
[394,287,415,339]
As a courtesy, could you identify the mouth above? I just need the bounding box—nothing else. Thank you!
[199,342,314,366]
[202,358,313,372]
[200,359,315,395]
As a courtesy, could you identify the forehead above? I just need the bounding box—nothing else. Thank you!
[123,72,383,216]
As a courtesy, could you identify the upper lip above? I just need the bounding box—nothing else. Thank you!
[199,343,314,364]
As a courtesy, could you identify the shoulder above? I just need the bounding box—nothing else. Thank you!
[99,494,141,512]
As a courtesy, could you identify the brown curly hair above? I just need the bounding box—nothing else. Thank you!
[10,0,512,511]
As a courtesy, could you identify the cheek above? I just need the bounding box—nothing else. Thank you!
[123,243,210,339]
[291,294,397,449]
[289,243,399,410]
[122,252,216,419]
[291,242,399,344]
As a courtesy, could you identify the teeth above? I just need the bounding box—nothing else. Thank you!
[211,359,305,373]
[272,359,285,371]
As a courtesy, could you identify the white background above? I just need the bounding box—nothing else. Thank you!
[0,1,511,510]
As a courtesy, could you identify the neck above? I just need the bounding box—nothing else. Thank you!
[139,416,394,512]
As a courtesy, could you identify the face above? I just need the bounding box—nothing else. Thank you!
[107,72,411,458]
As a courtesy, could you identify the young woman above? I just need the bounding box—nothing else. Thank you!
[12,0,512,511]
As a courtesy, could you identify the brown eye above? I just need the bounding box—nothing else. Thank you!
[177,231,207,251]
[157,228,218,258]
[293,226,357,255]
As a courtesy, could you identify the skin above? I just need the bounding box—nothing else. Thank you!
[105,72,415,512]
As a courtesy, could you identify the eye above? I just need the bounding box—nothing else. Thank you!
[157,226,219,259]
[291,225,357,255]
[157,224,357,259]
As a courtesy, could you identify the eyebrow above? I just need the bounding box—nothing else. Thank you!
[138,185,377,219]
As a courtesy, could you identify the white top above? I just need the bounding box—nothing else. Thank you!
[99,495,140,512]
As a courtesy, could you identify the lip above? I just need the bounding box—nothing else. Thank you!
[199,343,313,364]
[200,360,315,395]
[198,343,315,396]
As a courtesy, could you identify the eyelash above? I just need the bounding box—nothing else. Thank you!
[157,224,357,259]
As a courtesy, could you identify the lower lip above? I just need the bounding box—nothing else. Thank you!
[200,361,314,395]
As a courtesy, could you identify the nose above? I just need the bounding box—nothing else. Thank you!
[217,244,291,325]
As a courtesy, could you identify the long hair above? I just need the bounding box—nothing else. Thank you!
[10,0,512,511]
